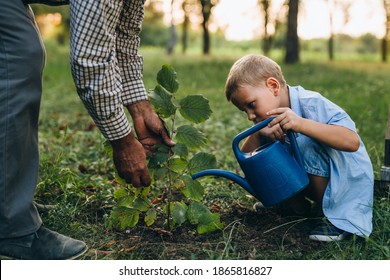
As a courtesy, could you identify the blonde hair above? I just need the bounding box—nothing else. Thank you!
[225,54,286,101]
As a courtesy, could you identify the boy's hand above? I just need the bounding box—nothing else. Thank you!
[266,107,303,133]
[257,124,285,142]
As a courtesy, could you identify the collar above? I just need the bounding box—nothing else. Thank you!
[287,85,303,118]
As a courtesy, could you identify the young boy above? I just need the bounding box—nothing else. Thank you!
[225,54,374,242]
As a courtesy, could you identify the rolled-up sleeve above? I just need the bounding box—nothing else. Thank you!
[117,0,148,106]
[69,0,147,141]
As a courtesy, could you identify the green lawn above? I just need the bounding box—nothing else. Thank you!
[34,41,390,260]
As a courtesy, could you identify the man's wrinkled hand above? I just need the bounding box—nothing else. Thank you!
[110,132,151,188]
[127,101,175,156]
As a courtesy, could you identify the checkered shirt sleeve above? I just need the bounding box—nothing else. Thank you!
[69,0,148,141]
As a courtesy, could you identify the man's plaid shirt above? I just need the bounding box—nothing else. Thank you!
[69,0,148,141]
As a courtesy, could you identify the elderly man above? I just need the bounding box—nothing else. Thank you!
[0,0,173,259]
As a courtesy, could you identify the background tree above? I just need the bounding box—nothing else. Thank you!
[382,0,390,62]
[258,0,287,56]
[180,0,199,54]
[142,0,170,47]
[167,0,178,55]
[259,0,272,55]
[31,4,69,45]
[327,0,351,61]
[285,0,299,64]
[327,0,335,61]
[199,0,219,55]
[182,1,190,53]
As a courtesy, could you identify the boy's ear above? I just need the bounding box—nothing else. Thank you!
[266,77,280,95]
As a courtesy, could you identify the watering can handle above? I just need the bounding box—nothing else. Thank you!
[232,117,275,150]
[232,117,305,169]
[287,129,305,169]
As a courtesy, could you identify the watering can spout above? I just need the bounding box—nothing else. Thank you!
[191,169,257,198]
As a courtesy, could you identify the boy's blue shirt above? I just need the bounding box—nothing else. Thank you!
[288,85,374,237]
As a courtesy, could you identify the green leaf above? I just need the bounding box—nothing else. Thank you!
[168,157,188,173]
[187,201,211,225]
[175,125,207,150]
[149,166,168,180]
[113,172,127,186]
[145,208,157,226]
[179,95,212,123]
[149,85,176,118]
[110,206,139,229]
[133,197,149,212]
[113,188,134,207]
[186,202,224,234]
[197,213,224,234]
[157,64,179,93]
[171,201,188,226]
[103,140,113,156]
[148,144,171,167]
[181,175,204,202]
[171,142,188,157]
[117,195,135,207]
[113,188,129,200]
[188,152,217,174]
[139,186,151,198]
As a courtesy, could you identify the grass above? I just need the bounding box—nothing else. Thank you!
[33,40,390,260]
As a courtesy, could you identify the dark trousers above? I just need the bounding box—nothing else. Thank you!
[0,0,44,238]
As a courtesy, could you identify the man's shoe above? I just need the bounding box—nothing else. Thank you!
[0,226,87,260]
[309,219,350,242]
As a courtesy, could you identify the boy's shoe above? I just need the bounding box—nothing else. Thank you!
[0,226,87,260]
[309,220,350,242]
[253,201,268,212]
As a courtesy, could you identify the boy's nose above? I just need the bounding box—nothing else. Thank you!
[247,112,256,121]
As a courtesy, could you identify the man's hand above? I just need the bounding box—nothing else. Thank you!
[110,132,151,188]
[127,101,175,156]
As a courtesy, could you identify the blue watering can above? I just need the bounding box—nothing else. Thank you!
[192,117,309,207]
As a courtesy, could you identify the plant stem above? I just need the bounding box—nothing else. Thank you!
[166,166,173,230]
[170,114,176,139]
[166,115,176,230]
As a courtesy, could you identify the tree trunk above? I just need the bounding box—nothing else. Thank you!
[181,2,189,54]
[167,25,177,55]
[202,20,210,54]
[382,0,390,62]
[328,34,334,61]
[328,9,334,61]
[382,38,387,62]
[261,0,271,55]
[200,0,214,55]
[167,0,177,55]
[284,0,299,64]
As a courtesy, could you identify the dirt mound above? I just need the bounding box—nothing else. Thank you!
[89,203,326,260]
